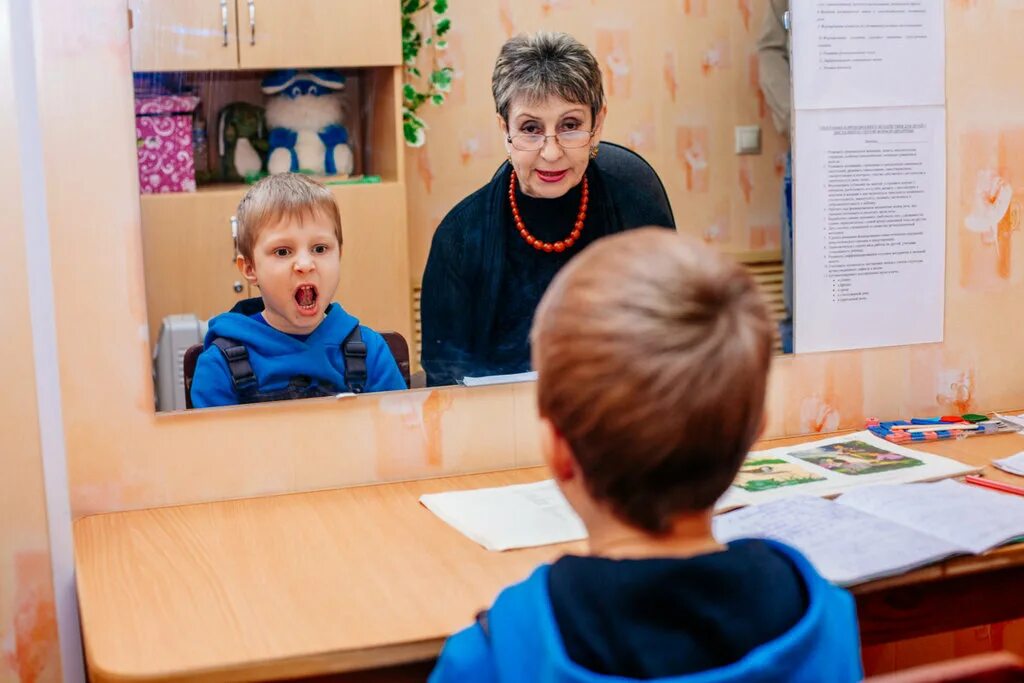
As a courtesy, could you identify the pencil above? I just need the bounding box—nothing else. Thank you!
[962,475,1024,498]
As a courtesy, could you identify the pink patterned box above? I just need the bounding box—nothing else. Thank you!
[135,95,201,193]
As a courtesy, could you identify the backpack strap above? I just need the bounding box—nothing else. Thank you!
[342,326,368,394]
[210,337,259,397]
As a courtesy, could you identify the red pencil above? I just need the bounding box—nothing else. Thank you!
[963,475,1024,498]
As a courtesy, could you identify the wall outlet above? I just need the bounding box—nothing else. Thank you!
[735,125,762,155]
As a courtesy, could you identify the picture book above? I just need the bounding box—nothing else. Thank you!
[722,431,977,509]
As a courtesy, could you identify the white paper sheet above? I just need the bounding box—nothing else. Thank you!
[419,480,586,552]
[792,0,945,110]
[993,451,1024,477]
[995,413,1024,433]
[794,106,946,353]
[419,479,747,552]
[462,371,538,387]
[836,479,1024,555]
[714,495,960,585]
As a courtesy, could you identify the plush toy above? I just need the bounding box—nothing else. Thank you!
[261,69,354,176]
[216,102,268,182]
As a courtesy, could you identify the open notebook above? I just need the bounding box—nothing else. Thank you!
[714,479,1024,586]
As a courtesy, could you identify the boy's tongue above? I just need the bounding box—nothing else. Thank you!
[296,285,316,307]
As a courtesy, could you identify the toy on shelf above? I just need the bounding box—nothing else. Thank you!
[216,102,268,183]
[866,413,1017,444]
[262,69,354,177]
[135,94,201,193]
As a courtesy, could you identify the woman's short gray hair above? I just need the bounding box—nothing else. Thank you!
[492,32,605,124]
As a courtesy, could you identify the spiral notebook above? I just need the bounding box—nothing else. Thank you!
[714,479,1024,586]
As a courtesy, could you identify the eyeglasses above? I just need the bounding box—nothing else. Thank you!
[506,129,595,152]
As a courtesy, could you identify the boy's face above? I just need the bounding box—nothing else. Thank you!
[238,212,341,335]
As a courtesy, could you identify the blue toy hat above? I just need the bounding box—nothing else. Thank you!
[261,69,346,97]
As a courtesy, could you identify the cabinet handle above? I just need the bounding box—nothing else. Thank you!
[220,0,228,46]
[247,0,256,46]
[233,281,244,294]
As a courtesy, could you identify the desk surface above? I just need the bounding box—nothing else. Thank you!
[74,431,1024,682]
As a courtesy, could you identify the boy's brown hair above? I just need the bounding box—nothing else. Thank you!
[531,228,773,534]
[235,173,343,262]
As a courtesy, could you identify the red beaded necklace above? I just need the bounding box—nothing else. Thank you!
[508,170,588,253]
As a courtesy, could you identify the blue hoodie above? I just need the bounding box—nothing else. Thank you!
[429,540,862,683]
[190,298,406,408]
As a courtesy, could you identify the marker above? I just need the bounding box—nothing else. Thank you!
[890,423,979,433]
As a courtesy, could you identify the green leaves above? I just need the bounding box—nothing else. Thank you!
[403,111,427,147]
[429,66,454,93]
[401,0,454,147]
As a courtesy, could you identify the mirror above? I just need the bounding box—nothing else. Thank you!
[130,2,793,411]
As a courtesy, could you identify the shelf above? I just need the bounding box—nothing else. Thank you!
[140,178,401,203]
[135,66,402,196]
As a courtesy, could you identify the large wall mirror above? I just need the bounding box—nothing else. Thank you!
[130,1,795,413]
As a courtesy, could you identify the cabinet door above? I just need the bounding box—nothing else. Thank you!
[140,190,249,343]
[129,0,239,72]
[331,183,411,343]
[236,0,400,69]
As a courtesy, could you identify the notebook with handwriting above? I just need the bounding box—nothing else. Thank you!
[713,479,1024,586]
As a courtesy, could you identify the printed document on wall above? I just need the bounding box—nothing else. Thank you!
[794,106,946,353]
[792,0,945,110]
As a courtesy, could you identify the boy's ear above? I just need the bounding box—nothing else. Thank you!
[236,255,258,285]
[540,417,576,483]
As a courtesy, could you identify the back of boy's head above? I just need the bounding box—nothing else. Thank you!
[531,228,773,534]
[235,173,343,262]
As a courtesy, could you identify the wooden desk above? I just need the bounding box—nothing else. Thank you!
[74,432,1024,682]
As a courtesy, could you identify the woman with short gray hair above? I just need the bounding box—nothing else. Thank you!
[421,31,675,386]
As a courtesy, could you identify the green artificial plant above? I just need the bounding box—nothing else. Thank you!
[401,0,453,147]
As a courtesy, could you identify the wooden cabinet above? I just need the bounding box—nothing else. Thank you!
[237,0,401,69]
[140,189,249,339]
[128,0,240,72]
[140,182,411,346]
[129,0,400,72]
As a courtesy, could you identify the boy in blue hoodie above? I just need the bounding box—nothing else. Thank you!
[430,229,863,683]
[190,173,406,408]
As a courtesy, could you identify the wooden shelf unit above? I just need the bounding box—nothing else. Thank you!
[129,2,411,351]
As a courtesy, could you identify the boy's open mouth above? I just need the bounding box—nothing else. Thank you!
[294,284,319,314]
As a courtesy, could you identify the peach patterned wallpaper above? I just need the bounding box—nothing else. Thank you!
[404,0,788,277]
[7,1,1024,678]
